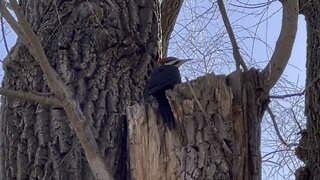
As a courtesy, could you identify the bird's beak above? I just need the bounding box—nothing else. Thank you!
[180,59,192,65]
[180,59,192,64]
[176,59,192,67]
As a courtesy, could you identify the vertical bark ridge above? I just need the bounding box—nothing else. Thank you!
[297,1,320,179]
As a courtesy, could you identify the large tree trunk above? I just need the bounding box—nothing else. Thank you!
[296,1,320,179]
[0,1,159,179]
[128,70,270,180]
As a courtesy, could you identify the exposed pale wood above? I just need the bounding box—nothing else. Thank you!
[127,103,177,180]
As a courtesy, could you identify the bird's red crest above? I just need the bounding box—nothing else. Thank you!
[158,58,165,65]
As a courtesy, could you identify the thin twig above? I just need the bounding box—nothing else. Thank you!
[47,144,79,180]
[217,0,248,71]
[230,1,276,9]
[267,106,291,148]
[0,1,23,38]
[269,90,305,99]
[262,148,296,159]
[185,77,231,156]
[0,15,9,58]
[291,108,302,132]
[53,0,62,25]
[86,0,113,39]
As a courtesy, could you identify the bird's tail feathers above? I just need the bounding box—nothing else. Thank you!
[156,92,175,129]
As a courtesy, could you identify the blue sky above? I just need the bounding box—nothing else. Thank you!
[283,15,306,86]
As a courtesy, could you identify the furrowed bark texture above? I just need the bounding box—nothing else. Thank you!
[127,70,269,180]
[296,1,320,179]
[0,0,159,179]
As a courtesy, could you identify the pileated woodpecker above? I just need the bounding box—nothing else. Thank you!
[144,57,191,129]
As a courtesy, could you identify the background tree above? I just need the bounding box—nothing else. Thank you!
[295,0,320,179]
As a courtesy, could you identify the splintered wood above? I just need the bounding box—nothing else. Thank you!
[126,103,178,180]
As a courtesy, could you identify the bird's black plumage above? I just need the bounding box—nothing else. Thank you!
[144,65,182,129]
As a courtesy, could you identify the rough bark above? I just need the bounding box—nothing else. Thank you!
[128,70,269,180]
[296,0,320,179]
[0,0,159,179]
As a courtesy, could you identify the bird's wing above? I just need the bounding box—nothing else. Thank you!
[145,65,181,96]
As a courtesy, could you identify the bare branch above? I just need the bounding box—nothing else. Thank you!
[0,15,9,56]
[262,0,298,91]
[161,0,184,57]
[48,143,79,180]
[217,0,248,71]
[291,108,302,132]
[1,15,53,96]
[267,106,292,148]
[269,90,305,99]
[5,0,66,99]
[230,1,277,9]
[0,1,23,38]
[0,88,61,107]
